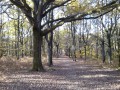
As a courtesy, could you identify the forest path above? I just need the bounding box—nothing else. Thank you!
[0,56,120,90]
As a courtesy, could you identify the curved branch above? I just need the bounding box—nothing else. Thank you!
[42,0,71,17]
[10,0,34,25]
[42,0,119,27]
[42,21,64,36]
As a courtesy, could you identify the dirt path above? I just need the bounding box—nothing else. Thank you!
[0,56,120,90]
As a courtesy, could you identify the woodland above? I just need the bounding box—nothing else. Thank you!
[0,0,120,90]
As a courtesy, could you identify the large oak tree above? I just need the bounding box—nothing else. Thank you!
[9,0,120,71]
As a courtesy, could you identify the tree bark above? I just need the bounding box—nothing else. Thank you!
[79,24,82,58]
[68,47,71,58]
[47,44,53,66]
[101,40,106,63]
[107,30,112,64]
[47,34,53,66]
[84,45,87,60]
[96,38,99,59]
[119,54,120,67]
[32,26,44,71]
[46,32,53,66]
[71,22,76,61]
[118,30,120,67]
[56,44,59,58]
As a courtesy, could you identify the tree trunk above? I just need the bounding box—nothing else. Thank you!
[101,41,106,63]
[118,43,120,67]
[47,45,53,66]
[79,49,82,58]
[30,30,33,56]
[90,46,93,58]
[96,38,99,59]
[46,8,54,66]
[84,45,87,60]
[107,32,112,64]
[118,31,120,67]
[49,32,53,66]
[17,8,20,59]
[118,52,120,67]
[32,26,44,71]
[79,24,82,58]
[68,47,71,58]
[71,22,76,61]
[46,32,53,67]
[20,32,24,58]
[47,39,53,66]
[56,44,59,58]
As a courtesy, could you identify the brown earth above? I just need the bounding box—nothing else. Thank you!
[0,56,120,90]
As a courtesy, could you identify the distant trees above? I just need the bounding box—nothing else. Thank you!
[53,30,60,58]
[0,1,33,58]
[63,7,120,67]
[70,22,77,61]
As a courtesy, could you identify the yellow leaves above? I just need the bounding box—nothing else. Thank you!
[78,0,93,12]
[78,4,86,12]
[66,0,95,15]
[118,5,120,10]
[67,0,80,14]
[54,0,64,5]
[88,10,92,14]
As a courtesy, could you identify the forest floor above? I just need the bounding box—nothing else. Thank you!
[0,56,120,90]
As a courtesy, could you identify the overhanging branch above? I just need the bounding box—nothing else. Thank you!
[42,0,120,27]
[42,21,64,36]
[43,0,71,17]
[10,0,34,25]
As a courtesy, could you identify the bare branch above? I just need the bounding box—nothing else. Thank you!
[42,21,64,36]
[10,0,34,24]
[42,0,119,27]
[42,0,71,17]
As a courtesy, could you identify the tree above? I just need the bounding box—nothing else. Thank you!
[82,20,89,60]
[9,0,120,71]
[45,7,54,66]
[70,22,77,61]
[53,30,60,58]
